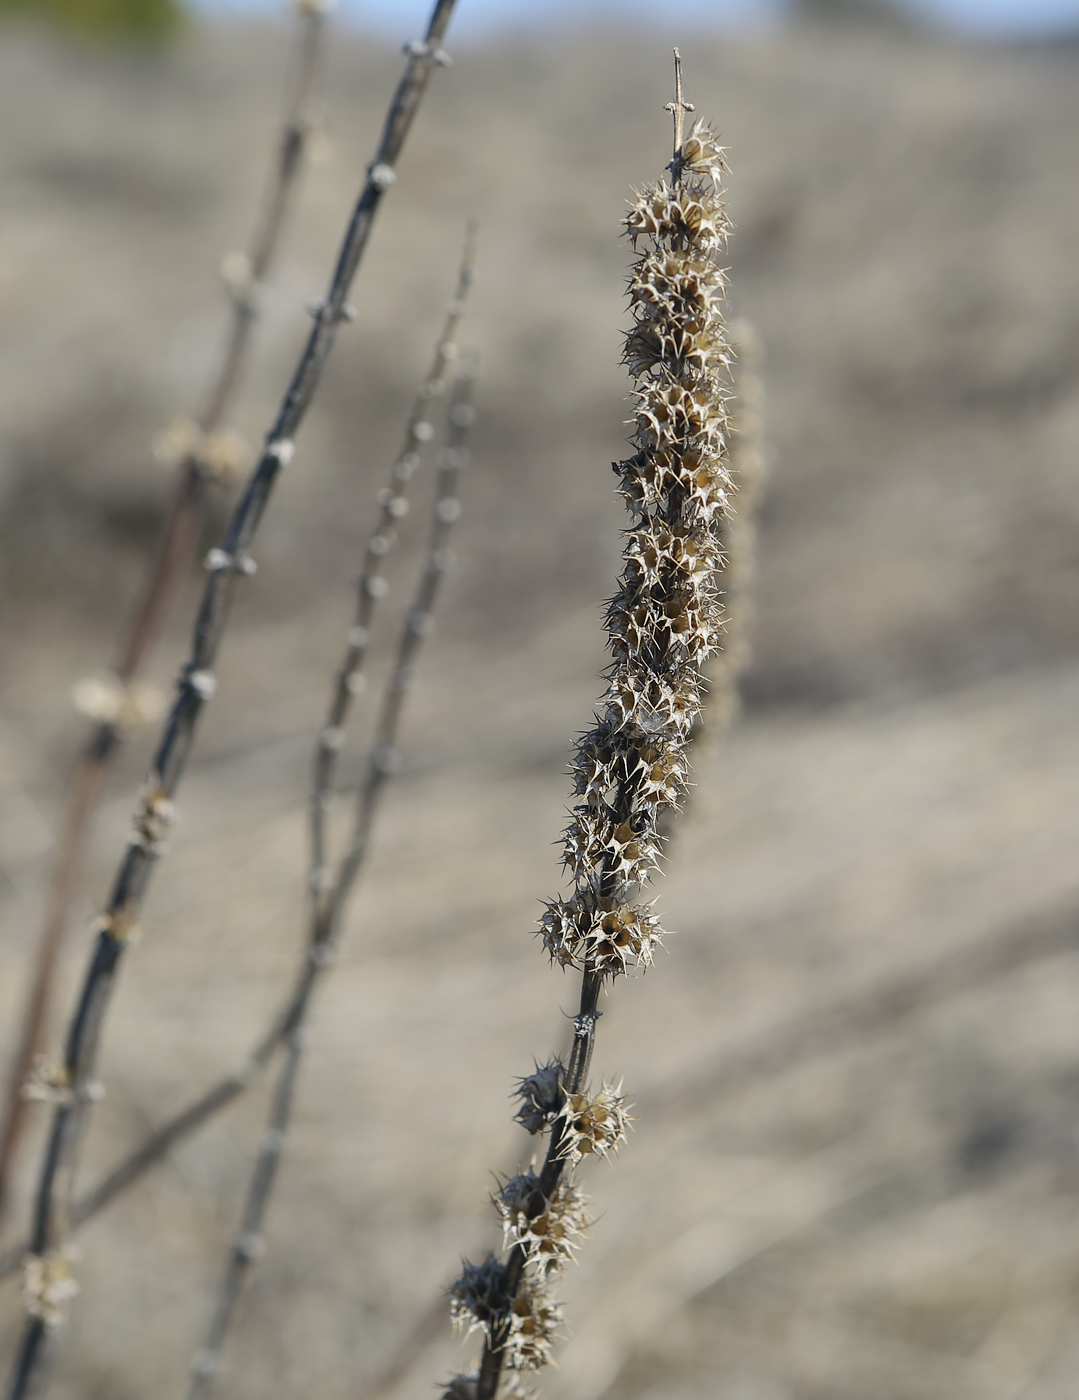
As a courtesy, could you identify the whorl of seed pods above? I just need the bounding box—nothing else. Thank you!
[495,1173,589,1275]
[542,117,732,976]
[450,1258,564,1376]
[556,1082,631,1164]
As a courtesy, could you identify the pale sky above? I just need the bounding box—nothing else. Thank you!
[195,0,1079,40]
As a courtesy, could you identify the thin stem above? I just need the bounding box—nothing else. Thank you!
[185,356,478,1397]
[197,2,327,435]
[5,8,455,1396]
[664,48,694,178]
[328,355,476,933]
[186,1033,304,1400]
[310,226,477,894]
[0,1,328,1233]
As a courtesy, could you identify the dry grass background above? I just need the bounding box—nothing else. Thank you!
[1,12,1079,1399]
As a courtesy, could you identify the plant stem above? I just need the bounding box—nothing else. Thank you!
[310,226,476,895]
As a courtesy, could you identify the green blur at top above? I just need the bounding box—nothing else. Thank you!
[0,0,185,39]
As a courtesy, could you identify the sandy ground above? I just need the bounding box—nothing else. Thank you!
[1,12,1079,1400]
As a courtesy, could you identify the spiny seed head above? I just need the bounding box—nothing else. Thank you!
[539,898,583,969]
[449,1256,508,1338]
[603,667,705,742]
[513,1061,564,1133]
[560,806,662,895]
[624,182,728,252]
[503,1277,564,1372]
[616,445,731,518]
[582,900,665,976]
[680,120,728,182]
[572,726,621,805]
[495,1172,589,1275]
[557,1082,630,1164]
[632,379,726,451]
[540,896,665,976]
[623,315,728,380]
[629,251,725,317]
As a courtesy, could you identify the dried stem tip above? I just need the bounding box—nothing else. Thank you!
[665,49,695,169]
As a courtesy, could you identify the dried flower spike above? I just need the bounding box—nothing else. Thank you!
[454,55,734,1400]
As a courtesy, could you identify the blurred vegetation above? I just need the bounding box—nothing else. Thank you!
[0,0,184,40]
[791,0,923,30]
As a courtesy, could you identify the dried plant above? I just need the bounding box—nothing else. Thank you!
[186,290,478,1400]
[0,0,330,1229]
[443,55,734,1400]
[3,5,456,1396]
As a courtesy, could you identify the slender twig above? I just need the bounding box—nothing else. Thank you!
[187,1034,304,1400]
[187,354,478,1400]
[4,7,456,1396]
[0,0,330,1233]
[310,225,477,896]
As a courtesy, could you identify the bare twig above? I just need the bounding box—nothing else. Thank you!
[186,354,478,1400]
[4,6,456,1395]
[310,225,477,894]
[0,0,330,1232]
[187,1034,304,1400]
[664,47,694,178]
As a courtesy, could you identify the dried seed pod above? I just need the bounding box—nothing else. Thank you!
[512,1061,565,1133]
[680,120,728,181]
[449,1255,509,1339]
[22,1253,79,1331]
[502,1276,564,1372]
[557,1082,630,1164]
[541,896,665,976]
[495,1172,589,1274]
